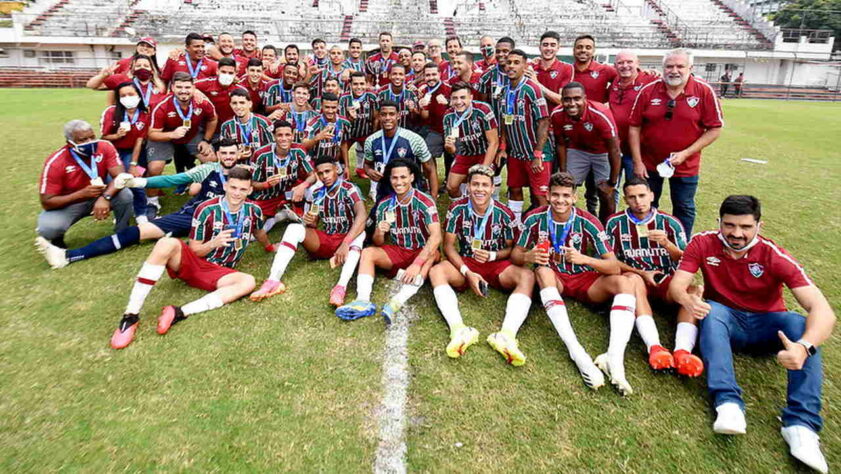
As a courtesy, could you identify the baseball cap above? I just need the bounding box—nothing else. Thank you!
[138,37,157,48]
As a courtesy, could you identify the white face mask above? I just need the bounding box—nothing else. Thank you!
[120,95,141,109]
[219,73,236,86]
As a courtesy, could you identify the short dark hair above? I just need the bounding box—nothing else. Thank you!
[540,31,561,42]
[561,81,586,95]
[292,81,310,92]
[229,88,250,100]
[321,92,339,102]
[185,32,204,46]
[549,171,577,191]
[507,49,528,61]
[445,35,462,48]
[216,137,238,150]
[423,61,439,71]
[390,63,406,73]
[262,45,277,54]
[285,44,299,53]
[246,58,262,68]
[315,155,338,167]
[218,57,237,69]
[273,119,293,131]
[242,30,257,38]
[171,71,193,84]
[456,51,474,63]
[574,34,596,46]
[449,81,473,95]
[379,32,393,40]
[622,176,650,190]
[719,195,761,221]
[284,63,299,71]
[350,71,366,81]
[497,36,515,47]
[311,38,326,47]
[323,77,340,86]
[227,166,252,181]
[349,38,362,46]
[379,99,399,111]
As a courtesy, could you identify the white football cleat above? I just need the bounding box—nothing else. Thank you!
[781,425,828,473]
[594,353,633,396]
[713,402,747,435]
[572,352,605,390]
[35,236,69,269]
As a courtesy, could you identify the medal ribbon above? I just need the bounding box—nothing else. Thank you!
[69,148,99,180]
[379,128,401,166]
[133,78,153,107]
[185,57,203,79]
[173,96,194,122]
[547,208,575,254]
[470,199,492,242]
[220,197,246,239]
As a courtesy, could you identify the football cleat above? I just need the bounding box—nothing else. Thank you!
[335,299,377,321]
[674,349,705,377]
[594,353,631,395]
[157,305,186,335]
[648,344,675,371]
[572,353,606,391]
[34,236,69,269]
[250,279,287,302]
[355,168,368,179]
[446,326,480,358]
[486,331,527,366]
[110,314,140,349]
[329,285,346,307]
[381,299,402,325]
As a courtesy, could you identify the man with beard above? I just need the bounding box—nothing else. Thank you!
[162,33,218,83]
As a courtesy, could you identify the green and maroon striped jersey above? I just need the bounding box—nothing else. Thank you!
[220,114,273,148]
[339,91,378,141]
[495,78,549,160]
[517,206,612,275]
[442,101,498,157]
[311,179,364,235]
[249,144,313,200]
[376,85,418,128]
[374,190,439,250]
[445,197,519,258]
[605,209,687,274]
[264,80,294,108]
[280,106,318,144]
[477,65,509,117]
[190,196,264,268]
[305,114,352,161]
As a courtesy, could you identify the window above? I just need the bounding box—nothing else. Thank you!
[40,50,74,64]
[110,51,122,61]
[705,63,717,72]
[23,49,36,58]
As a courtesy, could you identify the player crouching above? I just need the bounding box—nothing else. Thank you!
[605,177,704,376]
[429,165,533,360]
[111,166,269,349]
[250,156,367,305]
[336,158,442,324]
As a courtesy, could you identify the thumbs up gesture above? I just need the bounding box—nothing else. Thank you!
[686,284,711,320]
[776,331,808,370]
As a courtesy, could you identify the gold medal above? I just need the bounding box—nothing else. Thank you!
[450,128,460,139]
[471,238,483,250]
[385,210,396,224]
[234,239,242,250]
[553,251,562,263]
[89,177,105,187]
[504,114,514,125]
[309,203,320,216]
[636,224,649,237]
[182,119,192,129]
[278,167,288,178]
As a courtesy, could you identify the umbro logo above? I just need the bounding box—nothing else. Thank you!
[706,256,720,266]
[651,98,662,106]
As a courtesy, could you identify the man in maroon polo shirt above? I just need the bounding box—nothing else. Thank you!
[571,35,617,104]
[418,62,452,171]
[475,35,496,73]
[527,30,574,107]
[161,33,218,84]
[628,48,723,235]
[366,32,399,88]
[195,57,248,126]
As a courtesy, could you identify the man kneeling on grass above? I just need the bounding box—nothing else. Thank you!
[250,156,367,306]
[110,166,267,349]
[670,195,835,473]
[336,158,442,324]
[428,165,533,360]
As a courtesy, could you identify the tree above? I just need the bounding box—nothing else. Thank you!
[772,0,841,50]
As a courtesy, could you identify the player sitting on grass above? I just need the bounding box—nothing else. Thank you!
[513,171,638,395]
[110,166,267,349]
[604,176,704,376]
[250,156,367,306]
[35,139,277,267]
[429,165,534,360]
[336,158,442,324]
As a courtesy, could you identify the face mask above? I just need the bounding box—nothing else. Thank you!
[69,139,100,157]
[717,224,761,253]
[219,73,236,86]
[120,95,141,109]
[134,68,153,81]
[481,46,494,57]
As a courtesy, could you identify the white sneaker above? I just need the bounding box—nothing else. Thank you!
[136,215,149,225]
[781,425,828,473]
[713,402,747,435]
[594,353,633,396]
[572,352,605,391]
[34,236,69,269]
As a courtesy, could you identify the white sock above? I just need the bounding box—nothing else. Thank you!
[458,183,467,197]
[674,322,699,353]
[356,273,374,301]
[268,223,305,281]
[607,293,637,376]
[509,200,523,223]
[356,151,364,168]
[182,291,224,316]
[501,292,531,336]
[337,232,365,287]
[540,287,586,360]
[492,175,502,199]
[136,215,149,225]
[369,180,379,200]
[147,196,160,207]
[392,279,423,306]
[263,217,277,233]
[433,285,463,334]
[634,314,661,352]
[125,263,165,314]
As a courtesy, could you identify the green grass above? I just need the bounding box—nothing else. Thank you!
[0,89,839,472]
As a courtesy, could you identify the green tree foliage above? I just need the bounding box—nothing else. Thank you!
[772,0,841,49]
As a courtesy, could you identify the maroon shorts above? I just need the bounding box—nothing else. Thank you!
[167,240,237,291]
[309,230,347,259]
[649,273,673,302]
[455,257,512,291]
[253,195,287,217]
[554,270,601,304]
[381,245,423,278]
[451,154,485,175]
[506,157,550,197]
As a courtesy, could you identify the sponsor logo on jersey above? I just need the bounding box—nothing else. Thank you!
[620,233,632,242]
[563,124,573,131]
[687,96,700,108]
[213,221,223,230]
[65,165,77,173]
[706,256,720,266]
[650,98,662,106]
[748,262,764,278]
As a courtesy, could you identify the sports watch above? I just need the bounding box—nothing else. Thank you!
[797,339,817,357]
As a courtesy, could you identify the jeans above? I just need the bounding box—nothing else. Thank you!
[646,174,699,235]
[613,153,636,207]
[699,301,823,432]
[117,148,148,219]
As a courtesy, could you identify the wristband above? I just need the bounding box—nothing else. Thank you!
[459,264,469,276]
[498,142,507,152]
[129,161,138,166]
[488,251,497,262]
[412,257,426,267]
[534,150,544,159]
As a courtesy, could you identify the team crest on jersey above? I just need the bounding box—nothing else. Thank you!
[397,147,408,158]
[590,71,600,79]
[136,122,145,130]
[571,232,583,245]
[687,96,700,108]
[651,98,662,106]
[549,70,558,79]
[584,122,593,132]
[706,256,720,266]
[634,85,642,91]
[748,263,764,278]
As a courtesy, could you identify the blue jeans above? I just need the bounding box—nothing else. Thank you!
[646,174,698,235]
[613,153,636,207]
[699,301,823,432]
[117,148,148,219]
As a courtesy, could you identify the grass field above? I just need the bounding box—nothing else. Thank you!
[1,89,839,473]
